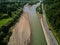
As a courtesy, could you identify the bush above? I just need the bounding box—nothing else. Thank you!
[8,10,12,17]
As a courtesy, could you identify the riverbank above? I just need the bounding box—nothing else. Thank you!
[8,3,47,45]
[38,13,52,45]
[8,12,31,45]
[38,12,58,45]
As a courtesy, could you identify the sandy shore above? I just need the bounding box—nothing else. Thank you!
[8,12,31,45]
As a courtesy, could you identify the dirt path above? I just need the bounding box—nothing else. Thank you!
[8,12,31,45]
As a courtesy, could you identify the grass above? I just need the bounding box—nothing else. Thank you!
[0,18,12,27]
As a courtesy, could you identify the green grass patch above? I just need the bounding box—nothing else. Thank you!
[0,18,12,27]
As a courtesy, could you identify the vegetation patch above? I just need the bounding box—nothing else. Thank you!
[0,1,25,45]
[43,0,60,45]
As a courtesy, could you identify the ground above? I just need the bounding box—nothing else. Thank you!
[8,12,31,45]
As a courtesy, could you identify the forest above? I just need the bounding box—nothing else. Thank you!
[43,0,60,44]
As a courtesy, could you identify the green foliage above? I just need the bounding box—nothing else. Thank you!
[29,1,39,5]
[8,10,12,17]
[0,2,24,45]
[0,8,23,45]
[37,4,42,14]
[44,0,60,44]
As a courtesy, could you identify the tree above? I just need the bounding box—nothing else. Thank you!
[8,10,12,17]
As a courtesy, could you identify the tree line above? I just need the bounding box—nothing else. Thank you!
[0,2,24,45]
[43,0,60,44]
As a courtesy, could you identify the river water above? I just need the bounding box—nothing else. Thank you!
[23,3,47,45]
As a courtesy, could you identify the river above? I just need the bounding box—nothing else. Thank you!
[23,3,47,45]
